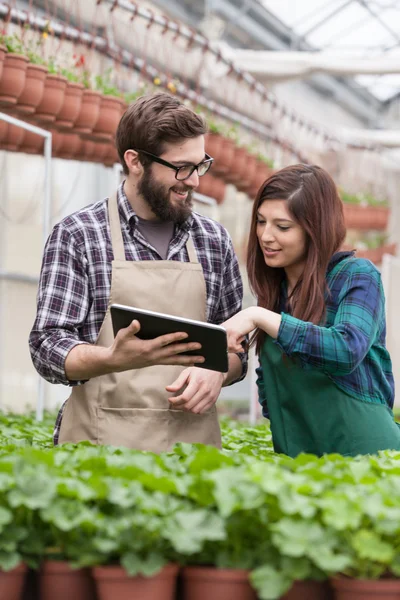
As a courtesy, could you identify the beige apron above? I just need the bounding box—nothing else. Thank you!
[58,192,222,451]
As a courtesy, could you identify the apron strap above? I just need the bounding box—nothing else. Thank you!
[186,233,199,263]
[108,192,126,261]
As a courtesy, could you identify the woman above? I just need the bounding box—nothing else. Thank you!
[224,164,400,457]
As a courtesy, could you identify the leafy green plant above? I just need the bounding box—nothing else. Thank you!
[94,68,123,97]
[0,33,25,54]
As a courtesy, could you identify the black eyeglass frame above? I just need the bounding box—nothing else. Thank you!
[134,149,214,181]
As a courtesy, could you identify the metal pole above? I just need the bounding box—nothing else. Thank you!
[0,113,51,420]
[36,133,52,422]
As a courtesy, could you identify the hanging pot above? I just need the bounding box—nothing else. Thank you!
[19,119,45,154]
[57,132,81,160]
[55,81,84,129]
[92,563,179,600]
[91,94,123,142]
[235,154,258,192]
[181,566,257,600]
[0,53,29,105]
[74,89,102,134]
[16,63,47,114]
[0,44,6,81]
[34,73,68,123]
[2,122,25,151]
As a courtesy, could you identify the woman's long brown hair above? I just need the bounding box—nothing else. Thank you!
[246,164,346,352]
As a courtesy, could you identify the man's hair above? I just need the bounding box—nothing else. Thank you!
[115,92,207,175]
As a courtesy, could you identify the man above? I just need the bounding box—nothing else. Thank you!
[29,92,247,451]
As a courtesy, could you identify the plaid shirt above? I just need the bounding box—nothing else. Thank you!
[257,252,394,417]
[29,183,247,440]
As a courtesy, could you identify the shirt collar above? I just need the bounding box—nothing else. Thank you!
[116,180,194,232]
[326,250,355,273]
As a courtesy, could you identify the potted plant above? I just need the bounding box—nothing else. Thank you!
[54,65,84,130]
[90,68,125,141]
[0,34,29,105]
[331,529,400,599]
[34,58,67,123]
[15,39,47,115]
[341,191,390,231]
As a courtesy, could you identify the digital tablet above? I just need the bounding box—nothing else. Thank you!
[110,303,229,373]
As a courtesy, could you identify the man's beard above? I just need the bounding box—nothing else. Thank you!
[138,166,194,224]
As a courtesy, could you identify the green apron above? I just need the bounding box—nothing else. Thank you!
[260,339,400,457]
[259,258,400,458]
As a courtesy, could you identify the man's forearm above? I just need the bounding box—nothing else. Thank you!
[223,353,244,386]
[65,343,115,382]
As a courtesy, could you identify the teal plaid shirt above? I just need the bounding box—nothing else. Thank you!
[257,252,394,416]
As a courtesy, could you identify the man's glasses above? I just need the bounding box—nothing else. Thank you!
[134,149,214,181]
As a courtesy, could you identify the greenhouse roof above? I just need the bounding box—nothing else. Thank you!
[259,0,400,102]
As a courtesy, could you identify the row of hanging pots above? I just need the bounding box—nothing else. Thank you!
[205,132,274,199]
[0,119,118,166]
[0,50,127,147]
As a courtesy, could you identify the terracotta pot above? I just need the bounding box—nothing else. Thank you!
[0,563,27,600]
[0,53,29,105]
[40,561,96,600]
[197,172,213,197]
[354,243,397,265]
[103,144,119,167]
[16,63,47,114]
[34,73,68,123]
[79,139,96,162]
[205,132,224,159]
[211,138,236,176]
[91,94,123,141]
[205,134,233,176]
[0,118,7,145]
[2,122,25,151]
[343,204,389,231]
[0,44,7,81]
[225,147,251,186]
[74,89,102,134]
[282,579,334,600]
[49,128,64,156]
[57,132,81,160]
[181,566,257,600]
[235,154,259,192]
[247,162,273,198]
[93,563,179,600]
[92,142,112,163]
[55,81,84,129]
[19,120,45,154]
[198,173,226,204]
[331,576,400,599]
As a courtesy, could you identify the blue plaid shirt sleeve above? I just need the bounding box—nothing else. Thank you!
[276,263,383,376]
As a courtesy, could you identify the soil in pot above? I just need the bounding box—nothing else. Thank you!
[40,561,96,600]
[181,566,257,600]
[93,563,179,600]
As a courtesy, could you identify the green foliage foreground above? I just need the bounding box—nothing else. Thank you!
[1,413,400,598]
